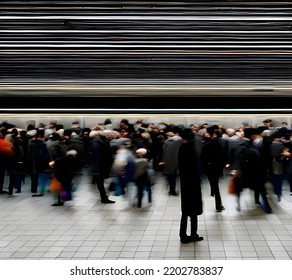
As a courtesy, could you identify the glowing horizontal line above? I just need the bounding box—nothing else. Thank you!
[1,51,291,55]
[1,108,291,112]
[1,44,291,48]
[0,16,291,20]
[0,30,290,33]
[0,86,287,90]
[2,41,291,44]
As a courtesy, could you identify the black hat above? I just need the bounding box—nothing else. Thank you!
[244,128,259,138]
[257,126,266,134]
[206,125,219,135]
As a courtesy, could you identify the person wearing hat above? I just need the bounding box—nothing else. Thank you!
[178,128,203,243]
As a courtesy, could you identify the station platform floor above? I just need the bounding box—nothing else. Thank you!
[0,171,292,260]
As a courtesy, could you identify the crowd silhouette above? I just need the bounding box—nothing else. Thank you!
[1,118,292,243]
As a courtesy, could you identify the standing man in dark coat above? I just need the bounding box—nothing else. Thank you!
[89,131,115,204]
[178,128,204,244]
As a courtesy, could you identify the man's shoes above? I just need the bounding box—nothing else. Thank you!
[216,206,225,212]
[15,190,21,193]
[255,200,261,205]
[180,235,204,243]
[180,236,193,244]
[0,190,8,194]
[262,206,272,214]
[32,193,44,197]
[101,199,115,204]
[51,202,64,206]
[193,235,204,242]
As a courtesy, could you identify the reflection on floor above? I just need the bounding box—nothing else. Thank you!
[0,171,292,260]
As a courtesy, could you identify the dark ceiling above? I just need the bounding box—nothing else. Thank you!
[1,1,292,100]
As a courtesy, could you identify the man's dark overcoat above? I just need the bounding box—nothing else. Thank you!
[178,140,203,216]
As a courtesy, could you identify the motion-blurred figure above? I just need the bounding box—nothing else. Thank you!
[134,148,152,208]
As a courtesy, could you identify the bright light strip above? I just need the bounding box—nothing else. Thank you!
[0,16,291,20]
[1,44,291,48]
[1,41,290,44]
[1,108,292,112]
[0,30,289,33]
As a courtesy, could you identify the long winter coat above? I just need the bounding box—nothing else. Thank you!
[162,135,183,175]
[7,140,26,176]
[89,137,113,178]
[27,139,51,174]
[202,139,226,177]
[178,140,203,216]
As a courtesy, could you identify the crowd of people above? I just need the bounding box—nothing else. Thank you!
[1,118,292,243]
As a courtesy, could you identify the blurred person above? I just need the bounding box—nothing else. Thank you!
[202,126,227,212]
[237,128,272,213]
[119,119,135,135]
[65,131,86,168]
[132,127,152,156]
[0,128,14,194]
[262,119,274,131]
[135,148,152,208]
[47,133,66,161]
[190,124,200,134]
[27,129,51,195]
[7,133,26,194]
[178,128,203,243]
[260,130,273,180]
[161,125,183,196]
[111,139,136,197]
[222,128,235,140]
[269,131,292,201]
[149,126,166,172]
[89,130,115,204]
[49,149,80,206]
[81,127,92,165]
[32,133,66,198]
[281,144,292,195]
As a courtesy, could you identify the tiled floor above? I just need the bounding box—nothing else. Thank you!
[1,170,292,260]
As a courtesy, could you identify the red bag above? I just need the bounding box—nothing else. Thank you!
[0,139,14,157]
[228,175,238,195]
[49,175,62,193]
